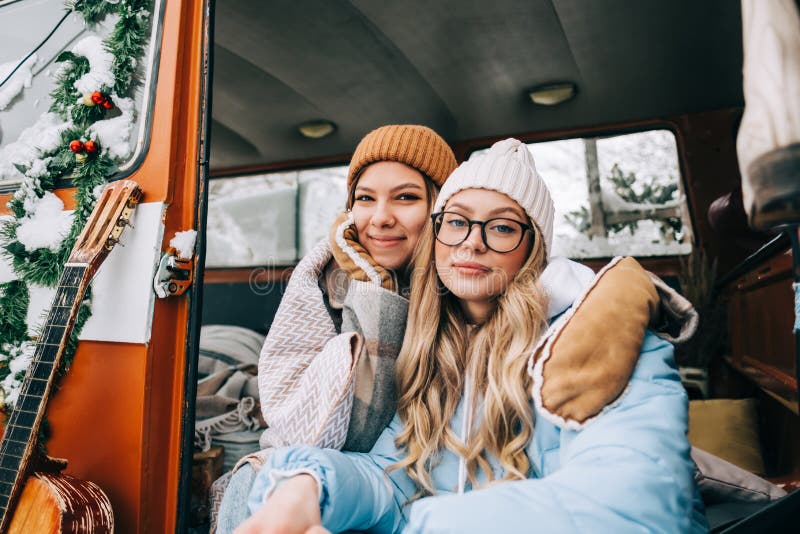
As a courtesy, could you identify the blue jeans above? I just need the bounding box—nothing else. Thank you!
[215,464,257,534]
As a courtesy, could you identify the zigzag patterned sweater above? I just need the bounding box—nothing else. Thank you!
[237,240,408,471]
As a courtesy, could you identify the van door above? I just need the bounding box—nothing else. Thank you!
[0,0,211,531]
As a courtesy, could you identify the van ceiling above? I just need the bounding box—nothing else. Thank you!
[210,0,743,171]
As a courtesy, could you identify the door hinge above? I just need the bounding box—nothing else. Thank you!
[153,247,194,298]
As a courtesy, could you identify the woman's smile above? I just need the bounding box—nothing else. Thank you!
[368,234,407,247]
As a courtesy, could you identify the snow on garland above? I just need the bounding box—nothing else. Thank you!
[0,0,153,424]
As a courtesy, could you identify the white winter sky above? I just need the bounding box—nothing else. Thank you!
[205,129,691,267]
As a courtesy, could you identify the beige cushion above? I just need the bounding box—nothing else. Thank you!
[688,398,765,475]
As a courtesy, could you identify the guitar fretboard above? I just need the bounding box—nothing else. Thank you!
[0,264,88,520]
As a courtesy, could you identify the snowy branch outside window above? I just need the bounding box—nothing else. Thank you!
[206,166,348,267]
[472,130,692,259]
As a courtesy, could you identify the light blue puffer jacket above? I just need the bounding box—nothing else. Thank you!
[247,330,708,533]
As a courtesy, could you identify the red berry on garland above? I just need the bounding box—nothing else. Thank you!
[91,91,105,105]
[101,98,113,110]
[84,140,98,153]
[69,140,84,153]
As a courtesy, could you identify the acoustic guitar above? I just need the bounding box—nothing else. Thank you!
[0,179,143,533]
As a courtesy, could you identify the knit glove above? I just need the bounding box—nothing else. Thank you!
[328,211,397,292]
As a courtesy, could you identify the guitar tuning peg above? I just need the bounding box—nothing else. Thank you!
[126,195,142,209]
[117,217,135,230]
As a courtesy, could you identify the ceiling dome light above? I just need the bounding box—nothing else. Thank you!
[298,119,337,139]
[528,82,577,106]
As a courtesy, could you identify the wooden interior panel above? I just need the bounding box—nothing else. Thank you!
[201,281,287,335]
[202,268,292,334]
[760,392,800,481]
[726,249,798,413]
[204,267,293,284]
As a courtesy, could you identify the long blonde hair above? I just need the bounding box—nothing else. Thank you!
[392,219,549,497]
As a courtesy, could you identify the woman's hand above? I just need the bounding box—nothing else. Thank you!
[233,474,330,534]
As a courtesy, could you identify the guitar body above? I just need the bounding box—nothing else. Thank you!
[7,472,113,534]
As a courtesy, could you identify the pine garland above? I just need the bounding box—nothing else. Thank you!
[49,52,91,118]
[70,0,118,23]
[0,1,153,421]
[0,281,30,345]
[109,0,152,95]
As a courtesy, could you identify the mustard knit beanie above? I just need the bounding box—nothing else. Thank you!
[348,125,457,188]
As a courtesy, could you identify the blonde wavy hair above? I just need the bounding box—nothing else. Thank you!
[391,218,549,497]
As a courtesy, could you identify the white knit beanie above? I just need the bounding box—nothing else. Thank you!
[433,138,555,256]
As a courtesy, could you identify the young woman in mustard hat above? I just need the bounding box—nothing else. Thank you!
[216,124,461,532]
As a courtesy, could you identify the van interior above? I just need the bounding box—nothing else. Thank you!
[195,1,800,531]
[190,1,800,531]
[203,2,757,307]
[204,0,751,327]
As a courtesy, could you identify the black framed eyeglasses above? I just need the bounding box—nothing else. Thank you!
[431,211,534,253]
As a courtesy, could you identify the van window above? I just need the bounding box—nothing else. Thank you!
[206,165,348,267]
[472,130,692,259]
[0,0,162,188]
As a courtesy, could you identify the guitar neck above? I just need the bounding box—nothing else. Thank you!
[0,263,91,528]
